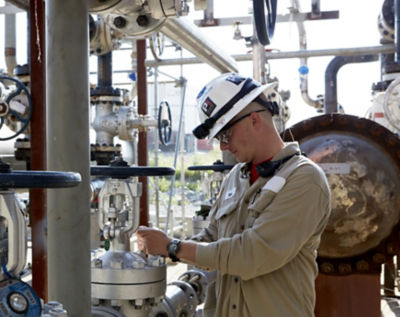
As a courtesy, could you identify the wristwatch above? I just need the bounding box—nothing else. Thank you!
[167,239,181,262]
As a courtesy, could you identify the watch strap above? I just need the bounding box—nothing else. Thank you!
[167,239,181,262]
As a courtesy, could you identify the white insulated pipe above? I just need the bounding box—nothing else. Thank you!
[160,17,238,73]
[5,2,17,75]
[46,1,91,316]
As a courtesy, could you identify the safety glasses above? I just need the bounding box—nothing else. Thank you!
[215,109,267,144]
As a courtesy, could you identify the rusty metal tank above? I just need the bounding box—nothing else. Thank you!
[283,114,400,274]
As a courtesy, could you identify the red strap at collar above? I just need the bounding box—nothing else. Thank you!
[250,158,272,184]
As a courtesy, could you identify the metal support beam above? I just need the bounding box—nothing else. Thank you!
[137,39,149,226]
[29,0,47,301]
[46,0,91,315]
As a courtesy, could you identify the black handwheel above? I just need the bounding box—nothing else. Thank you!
[0,75,33,141]
[157,101,172,146]
[0,168,81,189]
[91,166,175,178]
[253,0,278,46]
[188,160,234,172]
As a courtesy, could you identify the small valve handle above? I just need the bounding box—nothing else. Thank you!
[91,166,175,178]
[188,160,234,172]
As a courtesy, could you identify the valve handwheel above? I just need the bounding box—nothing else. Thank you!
[0,160,81,189]
[188,160,234,172]
[91,158,175,178]
[252,0,277,46]
[157,101,172,146]
[0,75,33,141]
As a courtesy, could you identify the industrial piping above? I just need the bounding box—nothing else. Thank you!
[160,17,238,73]
[324,55,378,113]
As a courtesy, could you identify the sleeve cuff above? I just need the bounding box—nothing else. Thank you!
[195,242,218,270]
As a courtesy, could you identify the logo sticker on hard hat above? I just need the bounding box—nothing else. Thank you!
[201,97,217,117]
[226,74,246,85]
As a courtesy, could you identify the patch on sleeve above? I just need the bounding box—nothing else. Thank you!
[201,97,217,117]
[262,176,286,193]
[224,187,236,200]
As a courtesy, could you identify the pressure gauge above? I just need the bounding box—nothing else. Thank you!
[383,77,400,130]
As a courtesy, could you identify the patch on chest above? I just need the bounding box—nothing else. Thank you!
[262,176,286,193]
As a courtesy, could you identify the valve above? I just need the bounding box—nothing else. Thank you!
[0,75,32,141]
[252,0,277,46]
[0,279,41,317]
[91,158,174,316]
[157,101,172,146]
[0,159,81,316]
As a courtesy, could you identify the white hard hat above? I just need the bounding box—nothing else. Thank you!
[192,73,278,141]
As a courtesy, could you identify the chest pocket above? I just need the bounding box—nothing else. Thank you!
[246,175,286,228]
[215,199,238,238]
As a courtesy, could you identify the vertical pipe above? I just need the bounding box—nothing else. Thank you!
[179,60,185,237]
[154,67,160,228]
[98,52,112,88]
[203,0,214,24]
[395,0,400,62]
[5,2,17,76]
[29,0,47,301]
[252,18,266,83]
[137,39,149,226]
[46,1,91,316]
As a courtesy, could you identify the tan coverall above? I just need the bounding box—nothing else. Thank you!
[192,142,331,317]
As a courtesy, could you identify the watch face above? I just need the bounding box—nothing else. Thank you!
[170,244,178,252]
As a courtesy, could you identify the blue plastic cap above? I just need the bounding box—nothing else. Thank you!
[128,72,137,82]
[298,65,309,75]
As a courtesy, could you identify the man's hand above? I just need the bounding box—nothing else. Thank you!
[136,226,171,257]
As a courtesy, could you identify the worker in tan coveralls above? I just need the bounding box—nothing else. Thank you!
[137,73,331,317]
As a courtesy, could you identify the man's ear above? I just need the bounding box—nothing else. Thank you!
[249,111,262,127]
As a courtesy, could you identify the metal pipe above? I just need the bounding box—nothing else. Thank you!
[46,0,91,315]
[395,0,400,62]
[145,45,395,67]
[252,15,266,83]
[165,78,187,234]
[311,0,321,17]
[29,0,47,301]
[97,52,112,88]
[154,67,160,228]
[5,2,17,75]
[291,0,322,110]
[137,39,149,227]
[203,0,215,25]
[324,55,378,113]
[160,17,238,73]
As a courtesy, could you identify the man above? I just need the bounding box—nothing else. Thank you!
[137,73,331,317]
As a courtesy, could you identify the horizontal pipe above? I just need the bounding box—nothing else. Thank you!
[145,44,395,67]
